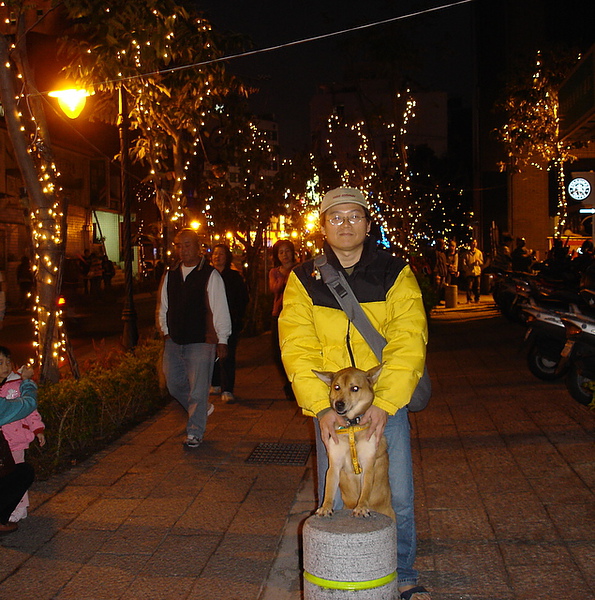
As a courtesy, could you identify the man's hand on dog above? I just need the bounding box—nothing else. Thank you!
[319,408,347,446]
[319,404,388,448]
[360,405,388,444]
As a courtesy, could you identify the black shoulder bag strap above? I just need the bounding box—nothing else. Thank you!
[313,254,431,412]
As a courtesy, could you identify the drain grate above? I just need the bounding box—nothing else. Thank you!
[246,442,312,466]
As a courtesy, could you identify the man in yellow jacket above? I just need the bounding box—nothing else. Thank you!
[279,187,430,600]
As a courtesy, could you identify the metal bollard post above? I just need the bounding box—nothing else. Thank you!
[303,510,397,599]
[445,284,458,308]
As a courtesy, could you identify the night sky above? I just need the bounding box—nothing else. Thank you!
[195,0,475,155]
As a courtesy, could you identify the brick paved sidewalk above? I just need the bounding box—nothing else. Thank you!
[1,299,594,600]
[0,333,314,600]
[264,299,595,600]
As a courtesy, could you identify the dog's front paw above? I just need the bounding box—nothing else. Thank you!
[352,506,371,518]
[316,505,334,517]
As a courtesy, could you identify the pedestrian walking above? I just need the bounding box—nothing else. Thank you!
[269,239,298,400]
[445,239,459,285]
[463,239,484,303]
[157,229,231,448]
[101,255,115,291]
[210,244,249,402]
[87,252,103,296]
[431,237,448,302]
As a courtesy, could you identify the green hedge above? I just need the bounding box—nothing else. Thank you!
[28,339,168,479]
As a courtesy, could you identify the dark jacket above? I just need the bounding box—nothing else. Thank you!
[218,267,249,334]
[166,261,214,345]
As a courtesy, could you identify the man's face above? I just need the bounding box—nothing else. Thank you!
[174,232,201,267]
[0,354,12,380]
[322,203,370,254]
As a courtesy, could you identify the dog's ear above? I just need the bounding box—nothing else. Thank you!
[366,362,384,384]
[312,369,335,386]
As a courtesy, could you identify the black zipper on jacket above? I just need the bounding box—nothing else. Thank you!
[346,322,356,367]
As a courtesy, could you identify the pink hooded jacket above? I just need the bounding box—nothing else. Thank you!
[0,372,45,453]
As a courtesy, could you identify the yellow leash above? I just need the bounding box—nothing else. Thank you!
[336,422,370,474]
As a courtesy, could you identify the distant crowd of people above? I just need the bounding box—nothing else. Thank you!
[76,249,116,295]
[426,231,595,306]
[490,233,595,287]
[426,237,485,303]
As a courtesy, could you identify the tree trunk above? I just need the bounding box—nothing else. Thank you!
[0,34,62,382]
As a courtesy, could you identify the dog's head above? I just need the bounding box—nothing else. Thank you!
[312,364,383,420]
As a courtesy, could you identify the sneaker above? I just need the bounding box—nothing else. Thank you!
[183,435,202,448]
[210,386,221,394]
[207,403,215,416]
[221,391,234,402]
[9,508,27,523]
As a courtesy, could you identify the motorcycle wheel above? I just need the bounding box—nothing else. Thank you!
[526,345,566,380]
[565,363,594,406]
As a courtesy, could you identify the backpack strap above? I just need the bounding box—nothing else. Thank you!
[314,254,386,361]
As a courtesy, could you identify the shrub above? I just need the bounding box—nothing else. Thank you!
[414,270,439,315]
[28,339,168,478]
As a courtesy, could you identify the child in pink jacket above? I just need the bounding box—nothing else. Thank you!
[0,346,45,522]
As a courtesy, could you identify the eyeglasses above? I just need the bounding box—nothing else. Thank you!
[326,214,366,226]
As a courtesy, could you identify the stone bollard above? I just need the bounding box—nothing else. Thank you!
[445,284,458,308]
[303,510,397,599]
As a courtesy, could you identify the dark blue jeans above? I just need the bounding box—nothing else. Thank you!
[163,339,216,439]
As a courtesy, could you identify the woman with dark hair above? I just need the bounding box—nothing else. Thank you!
[210,245,249,402]
[269,240,298,399]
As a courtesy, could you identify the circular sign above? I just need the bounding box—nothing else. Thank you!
[568,177,592,201]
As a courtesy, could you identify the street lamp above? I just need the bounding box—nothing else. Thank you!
[51,84,137,350]
[48,88,91,119]
[117,87,138,350]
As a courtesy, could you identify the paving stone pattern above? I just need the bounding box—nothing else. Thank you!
[0,297,593,600]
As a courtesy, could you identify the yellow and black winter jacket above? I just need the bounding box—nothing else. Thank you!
[279,238,428,418]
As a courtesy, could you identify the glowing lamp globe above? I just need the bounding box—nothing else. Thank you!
[48,88,91,119]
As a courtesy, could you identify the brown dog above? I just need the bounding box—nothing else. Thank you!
[313,364,394,520]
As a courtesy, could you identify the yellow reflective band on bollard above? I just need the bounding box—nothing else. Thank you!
[303,570,396,590]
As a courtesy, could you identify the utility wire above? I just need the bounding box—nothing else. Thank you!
[51,0,474,90]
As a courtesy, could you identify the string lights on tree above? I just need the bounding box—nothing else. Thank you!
[0,26,73,379]
[497,49,581,238]
[315,88,467,255]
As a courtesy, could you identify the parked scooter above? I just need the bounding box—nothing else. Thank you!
[558,297,595,406]
[522,300,579,380]
[492,268,578,324]
[491,270,532,323]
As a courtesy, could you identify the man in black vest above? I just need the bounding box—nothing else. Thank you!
[158,229,231,448]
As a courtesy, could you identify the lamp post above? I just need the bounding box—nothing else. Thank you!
[118,87,138,350]
[51,84,137,350]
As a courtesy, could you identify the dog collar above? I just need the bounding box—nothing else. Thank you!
[336,422,370,474]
